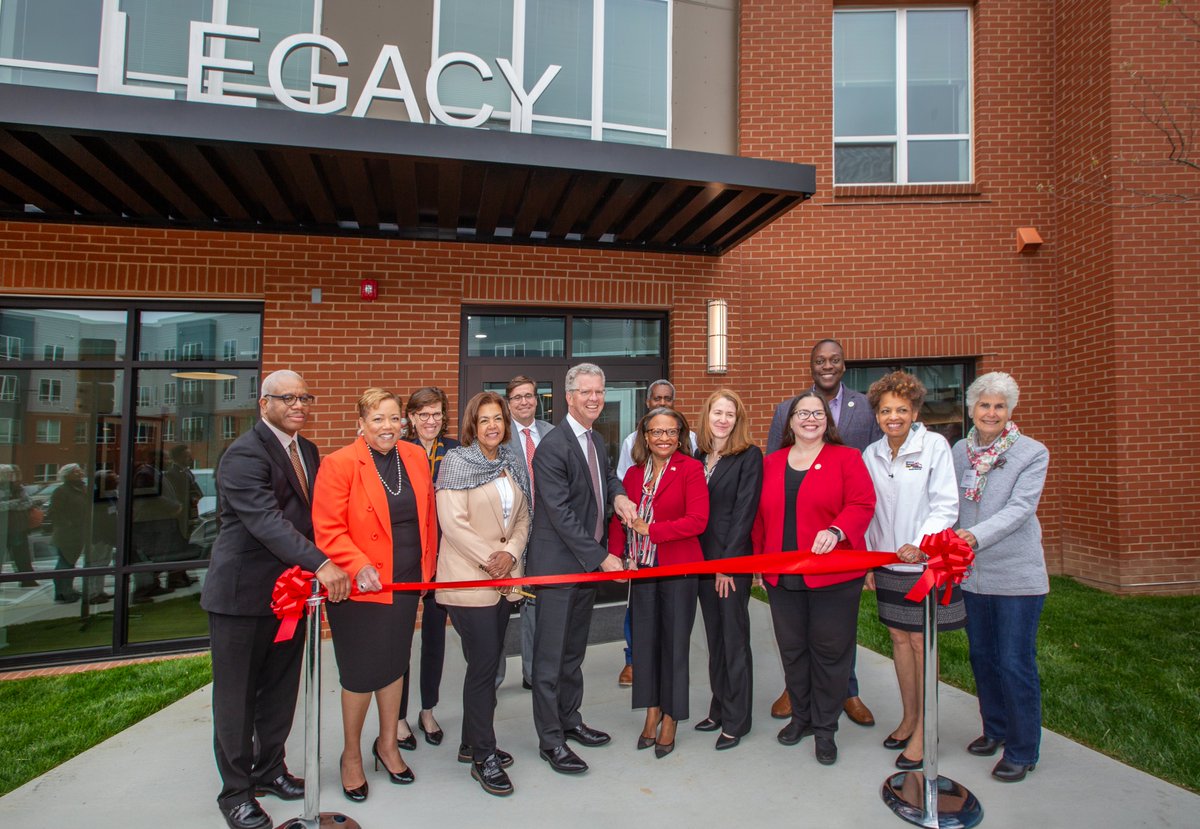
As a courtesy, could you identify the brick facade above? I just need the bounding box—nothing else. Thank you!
[2,0,1197,593]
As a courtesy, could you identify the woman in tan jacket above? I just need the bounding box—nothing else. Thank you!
[435,391,530,798]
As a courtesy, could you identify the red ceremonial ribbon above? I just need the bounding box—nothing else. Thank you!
[903,529,975,606]
[272,542,973,642]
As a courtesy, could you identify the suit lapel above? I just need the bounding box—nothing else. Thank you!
[704,450,734,492]
[256,421,309,503]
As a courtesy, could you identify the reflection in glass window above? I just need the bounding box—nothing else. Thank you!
[0,308,127,362]
[573,317,662,358]
[844,360,972,445]
[38,378,62,403]
[0,417,19,443]
[465,315,566,357]
[0,375,16,401]
[0,0,102,91]
[435,0,669,146]
[35,420,61,444]
[141,310,261,364]
[834,8,971,184]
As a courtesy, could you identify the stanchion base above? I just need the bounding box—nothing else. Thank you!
[275,812,361,829]
[881,772,983,829]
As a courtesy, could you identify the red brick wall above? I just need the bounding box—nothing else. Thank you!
[2,0,1197,593]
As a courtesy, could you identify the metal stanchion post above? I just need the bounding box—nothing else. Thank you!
[277,580,361,829]
[882,575,983,829]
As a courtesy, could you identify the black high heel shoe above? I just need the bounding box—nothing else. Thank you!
[372,738,415,784]
[654,740,675,759]
[883,733,911,751]
[340,759,368,803]
[895,752,922,770]
[637,735,655,750]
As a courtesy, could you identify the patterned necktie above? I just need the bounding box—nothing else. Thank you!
[585,430,603,541]
[288,440,310,503]
[523,427,536,497]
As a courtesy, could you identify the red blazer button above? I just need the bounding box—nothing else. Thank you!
[371,533,379,540]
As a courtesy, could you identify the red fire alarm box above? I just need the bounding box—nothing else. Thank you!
[360,278,379,301]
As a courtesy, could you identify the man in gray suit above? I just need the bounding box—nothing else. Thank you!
[201,370,352,829]
[527,363,637,774]
[764,339,882,728]
[502,374,552,690]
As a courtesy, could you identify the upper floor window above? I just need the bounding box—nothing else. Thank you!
[1,335,23,360]
[834,8,971,185]
[38,378,62,403]
[0,374,16,401]
[43,344,65,361]
[435,0,670,146]
[36,419,61,444]
[222,339,238,361]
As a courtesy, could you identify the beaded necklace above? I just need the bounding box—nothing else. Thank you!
[369,445,403,495]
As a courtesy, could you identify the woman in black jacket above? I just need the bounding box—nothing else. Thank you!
[693,389,763,750]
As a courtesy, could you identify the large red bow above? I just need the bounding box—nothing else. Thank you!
[903,529,974,606]
[270,565,316,643]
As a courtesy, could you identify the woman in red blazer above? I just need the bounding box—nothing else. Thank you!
[312,389,437,802]
[609,407,709,758]
[752,390,875,767]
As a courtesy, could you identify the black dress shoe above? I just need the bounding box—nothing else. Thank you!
[373,738,415,784]
[777,721,814,746]
[396,720,417,752]
[222,799,271,829]
[715,733,741,751]
[457,744,514,768]
[418,715,444,746]
[471,753,514,796]
[539,744,588,774]
[895,752,922,770]
[967,735,1004,756]
[563,723,611,747]
[342,779,368,803]
[522,678,533,690]
[883,734,910,751]
[255,771,304,800]
[694,717,721,732]
[814,736,838,766]
[992,757,1036,782]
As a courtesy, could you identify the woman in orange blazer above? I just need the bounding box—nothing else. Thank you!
[609,406,709,758]
[312,389,437,803]
[752,390,875,767]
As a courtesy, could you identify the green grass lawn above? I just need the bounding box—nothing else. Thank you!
[0,654,212,796]
[1,576,1197,797]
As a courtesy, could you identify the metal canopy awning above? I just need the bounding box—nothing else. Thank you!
[0,85,814,256]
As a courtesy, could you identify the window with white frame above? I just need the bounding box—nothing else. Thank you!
[164,381,177,405]
[181,380,202,404]
[138,385,154,406]
[222,338,238,361]
[249,336,260,359]
[163,346,177,361]
[434,0,670,146]
[36,419,61,443]
[34,463,58,483]
[135,420,156,444]
[163,417,176,443]
[1,334,23,360]
[0,417,17,444]
[0,1,321,102]
[181,341,203,361]
[833,7,971,185]
[0,374,16,401]
[43,344,65,361]
[75,421,89,443]
[248,375,258,399]
[222,378,236,401]
[38,378,62,403]
[222,415,238,440]
[182,416,205,442]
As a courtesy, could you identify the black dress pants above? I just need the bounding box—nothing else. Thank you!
[400,590,446,717]
[766,576,864,738]
[697,573,754,736]
[631,574,698,720]
[208,611,305,809]
[448,600,511,761]
[531,583,596,750]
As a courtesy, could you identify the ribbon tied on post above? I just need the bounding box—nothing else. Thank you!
[903,528,975,606]
[270,565,316,643]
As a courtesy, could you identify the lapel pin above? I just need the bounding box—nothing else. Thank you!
[847,401,855,408]
[815,463,822,470]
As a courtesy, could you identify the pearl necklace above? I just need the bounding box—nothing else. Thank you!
[370,446,403,495]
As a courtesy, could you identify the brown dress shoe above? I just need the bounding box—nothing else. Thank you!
[770,689,792,719]
[843,696,875,726]
[618,665,633,687]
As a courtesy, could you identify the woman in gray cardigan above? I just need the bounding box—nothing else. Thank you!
[952,372,1049,784]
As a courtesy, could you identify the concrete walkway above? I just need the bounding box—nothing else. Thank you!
[2,602,1196,828]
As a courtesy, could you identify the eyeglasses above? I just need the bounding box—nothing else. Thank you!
[508,393,537,403]
[792,409,826,421]
[263,393,316,407]
[647,428,681,438]
[413,411,445,423]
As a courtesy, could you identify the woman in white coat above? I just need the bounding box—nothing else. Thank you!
[863,372,960,771]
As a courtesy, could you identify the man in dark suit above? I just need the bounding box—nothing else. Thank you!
[502,375,553,690]
[201,370,352,829]
[764,339,882,728]
[526,363,637,774]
